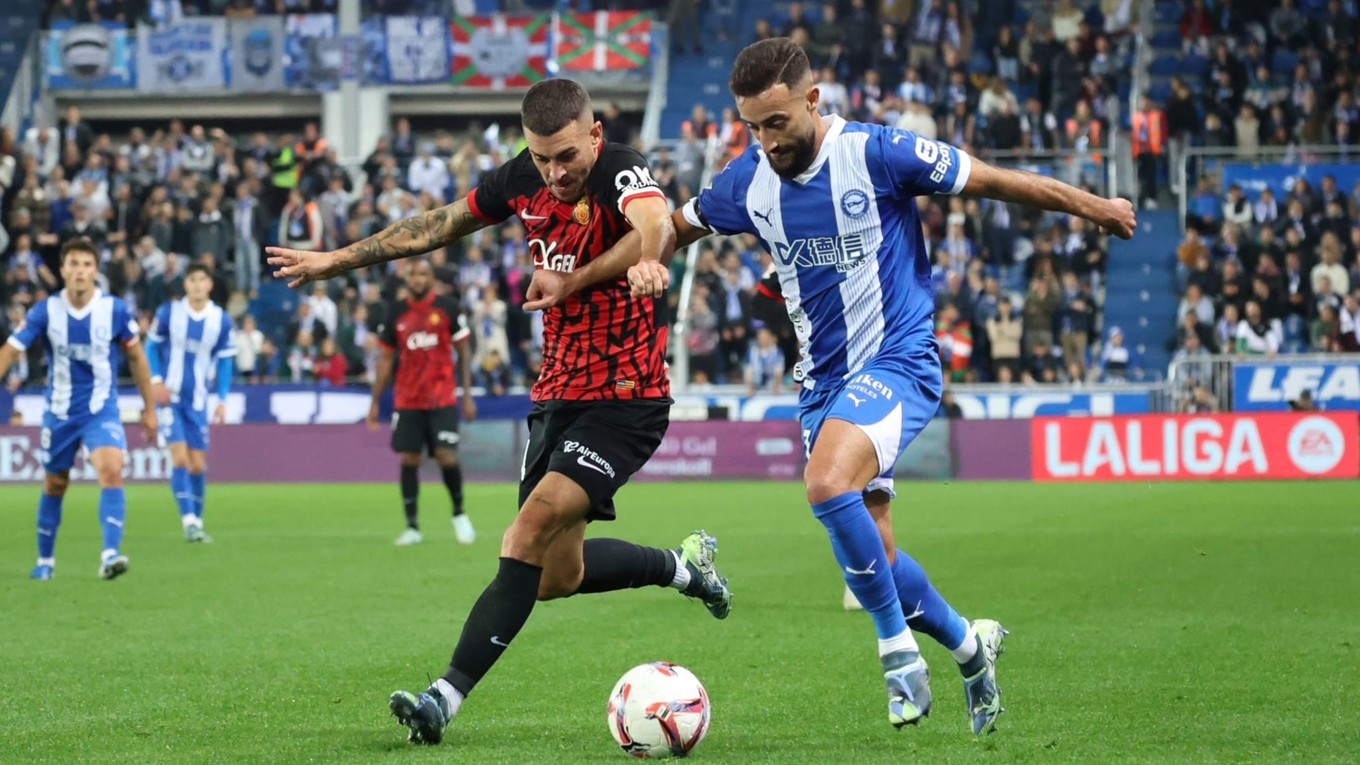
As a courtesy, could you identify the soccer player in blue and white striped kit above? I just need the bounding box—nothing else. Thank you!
[145,262,237,542]
[0,238,158,580]
[527,40,1137,735]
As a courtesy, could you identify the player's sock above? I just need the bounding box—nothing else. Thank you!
[441,557,543,697]
[171,467,196,522]
[574,538,678,594]
[441,465,465,516]
[890,548,971,653]
[401,464,419,530]
[188,472,207,521]
[811,492,910,645]
[36,493,64,561]
[100,488,127,553]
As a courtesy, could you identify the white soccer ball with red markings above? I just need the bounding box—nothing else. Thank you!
[607,662,711,758]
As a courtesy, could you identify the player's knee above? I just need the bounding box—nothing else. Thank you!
[399,453,423,468]
[189,452,207,474]
[43,472,70,496]
[805,472,856,506]
[434,451,460,469]
[537,568,583,601]
[171,451,189,469]
[503,494,570,560]
[97,464,125,487]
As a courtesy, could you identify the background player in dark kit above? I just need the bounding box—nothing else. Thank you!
[371,258,478,546]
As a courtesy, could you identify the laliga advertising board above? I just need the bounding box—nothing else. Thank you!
[1032,413,1360,482]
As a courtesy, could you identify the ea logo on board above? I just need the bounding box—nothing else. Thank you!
[840,189,870,219]
[1286,416,1345,475]
[60,24,113,83]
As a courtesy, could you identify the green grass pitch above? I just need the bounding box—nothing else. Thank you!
[1,480,1356,764]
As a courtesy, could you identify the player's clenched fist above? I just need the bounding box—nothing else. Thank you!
[627,260,670,298]
[1098,198,1138,240]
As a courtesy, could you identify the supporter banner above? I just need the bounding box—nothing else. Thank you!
[1031,413,1360,482]
[384,15,449,84]
[1220,161,1360,201]
[634,421,802,481]
[556,11,651,72]
[1234,360,1360,412]
[137,19,228,92]
[45,22,134,90]
[285,14,340,91]
[952,419,1032,480]
[450,14,548,88]
[358,17,389,85]
[227,16,286,92]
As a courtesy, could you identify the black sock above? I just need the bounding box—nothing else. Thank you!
[401,465,419,529]
[442,465,465,516]
[575,538,678,595]
[959,634,986,678]
[443,557,543,697]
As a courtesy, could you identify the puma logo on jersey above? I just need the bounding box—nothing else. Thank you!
[752,208,773,225]
[847,393,866,407]
[844,560,877,576]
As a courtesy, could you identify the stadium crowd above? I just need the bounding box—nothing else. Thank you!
[1156,0,1360,411]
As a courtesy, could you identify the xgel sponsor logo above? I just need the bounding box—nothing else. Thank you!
[530,238,578,273]
[563,439,615,478]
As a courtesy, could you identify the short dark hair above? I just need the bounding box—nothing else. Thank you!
[60,237,98,264]
[185,262,213,280]
[521,79,592,136]
[729,38,811,98]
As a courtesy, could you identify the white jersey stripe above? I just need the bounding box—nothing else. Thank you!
[89,297,115,414]
[167,301,188,405]
[48,297,71,418]
[193,307,223,411]
[830,131,887,376]
[745,156,816,389]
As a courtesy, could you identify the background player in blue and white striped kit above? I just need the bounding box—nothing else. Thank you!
[146,262,237,543]
[0,237,158,580]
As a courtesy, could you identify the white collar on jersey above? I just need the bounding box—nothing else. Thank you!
[181,297,213,321]
[789,115,847,186]
[59,288,102,320]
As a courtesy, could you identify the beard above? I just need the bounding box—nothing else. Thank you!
[767,132,818,180]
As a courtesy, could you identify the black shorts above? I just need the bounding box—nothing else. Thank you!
[519,399,671,522]
[392,407,461,456]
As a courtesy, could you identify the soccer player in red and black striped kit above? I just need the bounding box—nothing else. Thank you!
[370,258,478,547]
[268,79,732,746]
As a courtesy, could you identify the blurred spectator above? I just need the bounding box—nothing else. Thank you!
[315,338,348,387]
[746,325,785,394]
[986,297,1023,380]
[233,314,265,381]
[1236,300,1283,356]
[1098,326,1134,381]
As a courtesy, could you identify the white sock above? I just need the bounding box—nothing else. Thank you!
[101,548,119,563]
[37,557,55,567]
[878,629,919,658]
[432,678,465,716]
[181,514,201,529]
[668,550,691,590]
[950,628,979,664]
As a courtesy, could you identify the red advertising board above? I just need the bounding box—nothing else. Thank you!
[1031,413,1360,482]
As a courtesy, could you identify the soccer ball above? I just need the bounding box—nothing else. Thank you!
[606,662,711,758]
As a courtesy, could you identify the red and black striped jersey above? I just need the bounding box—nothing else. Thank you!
[467,142,671,402]
[377,293,469,410]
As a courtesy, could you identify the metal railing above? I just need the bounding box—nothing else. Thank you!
[1174,144,1360,231]
[1165,352,1353,413]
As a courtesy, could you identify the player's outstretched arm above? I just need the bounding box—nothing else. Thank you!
[267,198,491,288]
[523,209,709,311]
[963,158,1137,240]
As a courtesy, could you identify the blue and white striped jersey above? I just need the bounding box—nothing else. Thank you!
[7,290,140,419]
[683,116,971,389]
[148,299,237,412]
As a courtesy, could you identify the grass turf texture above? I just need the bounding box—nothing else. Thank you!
[1,480,1356,764]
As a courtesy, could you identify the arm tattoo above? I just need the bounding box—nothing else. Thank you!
[337,200,485,271]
